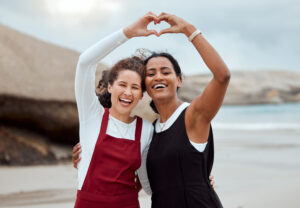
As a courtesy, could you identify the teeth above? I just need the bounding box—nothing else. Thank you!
[120,98,132,103]
[154,84,166,89]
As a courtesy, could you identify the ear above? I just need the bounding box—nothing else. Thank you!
[107,83,112,93]
[177,76,182,88]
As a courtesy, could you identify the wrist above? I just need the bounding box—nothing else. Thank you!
[188,29,202,42]
[123,27,133,39]
[182,24,197,37]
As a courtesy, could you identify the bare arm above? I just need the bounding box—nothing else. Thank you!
[158,13,230,142]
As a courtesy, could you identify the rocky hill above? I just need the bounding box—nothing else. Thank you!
[1,24,299,165]
[0,24,154,165]
[179,70,300,105]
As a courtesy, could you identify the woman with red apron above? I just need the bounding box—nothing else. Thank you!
[73,12,158,208]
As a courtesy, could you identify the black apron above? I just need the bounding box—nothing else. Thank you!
[146,107,223,208]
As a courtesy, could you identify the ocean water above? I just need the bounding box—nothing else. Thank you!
[212,103,300,131]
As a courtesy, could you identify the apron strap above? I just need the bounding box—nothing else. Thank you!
[99,108,110,139]
[135,117,142,143]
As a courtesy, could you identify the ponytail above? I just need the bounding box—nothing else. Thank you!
[96,70,111,108]
[150,100,158,114]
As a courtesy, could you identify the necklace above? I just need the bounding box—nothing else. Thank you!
[109,116,130,138]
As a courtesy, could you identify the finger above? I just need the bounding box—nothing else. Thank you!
[146,14,159,24]
[209,175,214,180]
[73,157,81,169]
[158,12,168,17]
[73,149,82,158]
[147,11,157,17]
[73,146,81,154]
[212,182,215,189]
[145,29,159,37]
[158,12,173,23]
[73,143,81,153]
[72,151,81,164]
[158,27,175,36]
[158,14,170,23]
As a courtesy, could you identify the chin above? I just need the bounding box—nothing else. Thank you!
[151,92,171,101]
[117,106,132,115]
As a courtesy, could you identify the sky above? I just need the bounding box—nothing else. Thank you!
[0,0,299,75]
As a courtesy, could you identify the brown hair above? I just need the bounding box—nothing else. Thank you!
[96,56,146,108]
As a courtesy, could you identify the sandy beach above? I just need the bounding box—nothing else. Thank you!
[1,128,300,208]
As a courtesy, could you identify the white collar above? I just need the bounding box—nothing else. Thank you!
[155,102,190,133]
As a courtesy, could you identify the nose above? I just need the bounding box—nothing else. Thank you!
[154,71,163,81]
[123,86,132,96]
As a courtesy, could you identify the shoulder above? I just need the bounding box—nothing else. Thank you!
[139,118,154,150]
[141,118,154,131]
[140,118,154,143]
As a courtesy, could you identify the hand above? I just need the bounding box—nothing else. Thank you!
[123,12,159,38]
[135,175,142,192]
[157,12,195,37]
[72,143,82,169]
[209,175,215,190]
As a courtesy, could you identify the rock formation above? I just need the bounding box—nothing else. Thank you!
[1,24,299,165]
[179,71,300,105]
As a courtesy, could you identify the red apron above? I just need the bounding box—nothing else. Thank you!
[75,108,142,208]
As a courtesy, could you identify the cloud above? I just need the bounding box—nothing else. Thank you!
[0,0,299,73]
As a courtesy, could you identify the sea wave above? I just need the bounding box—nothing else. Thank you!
[212,122,300,130]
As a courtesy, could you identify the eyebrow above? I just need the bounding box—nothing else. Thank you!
[118,81,140,87]
[161,67,171,70]
[147,66,172,71]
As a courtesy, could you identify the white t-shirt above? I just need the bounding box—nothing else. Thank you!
[75,29,152,194]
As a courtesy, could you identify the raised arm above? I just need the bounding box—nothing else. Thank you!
[75,12,159,123]
[158,13,230,142]
[75,29,128,123]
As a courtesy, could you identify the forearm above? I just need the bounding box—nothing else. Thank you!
[75,29,128,121]
[78,29,128,67]
[184,25,230,83]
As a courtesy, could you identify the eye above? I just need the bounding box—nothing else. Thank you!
[146,73,155,77]
[163,71,170,75]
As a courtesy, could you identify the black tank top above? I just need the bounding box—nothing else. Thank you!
[146,107,223,208]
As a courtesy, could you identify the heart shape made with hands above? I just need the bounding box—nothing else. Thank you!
[141,12,179,37]
[147,20,171,36]
[125,13,182,38]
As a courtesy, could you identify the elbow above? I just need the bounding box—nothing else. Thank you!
[218,68,231,84]
[78,52,90,67]
[224,70,231,82]
[77,55,85,66]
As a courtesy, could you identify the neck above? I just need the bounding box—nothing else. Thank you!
[155,97,183,123]
[109,107,133,123]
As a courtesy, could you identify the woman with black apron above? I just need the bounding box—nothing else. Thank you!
[144,13,230,207]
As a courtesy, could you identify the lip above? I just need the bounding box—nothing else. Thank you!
[152,83,168,89]
[119,97,133,107]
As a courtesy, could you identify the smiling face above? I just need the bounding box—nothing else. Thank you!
[108,70,143,116]
[145,56,182,102]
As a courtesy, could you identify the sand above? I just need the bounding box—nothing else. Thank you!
[1,129,300,208]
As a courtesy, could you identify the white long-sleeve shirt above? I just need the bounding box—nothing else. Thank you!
[75,29,153,194]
